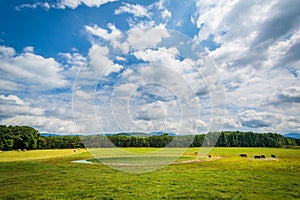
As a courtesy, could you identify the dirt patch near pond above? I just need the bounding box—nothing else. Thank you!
[173,156,224,164]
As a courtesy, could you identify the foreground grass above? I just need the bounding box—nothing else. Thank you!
[0,147,299,199]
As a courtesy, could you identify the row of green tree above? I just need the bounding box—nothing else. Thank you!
[0,125,299,150]
[83,131,299,148]
[0,125,40,150]
[0,125,83,150]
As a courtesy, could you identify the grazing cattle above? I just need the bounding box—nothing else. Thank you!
[261,155,265,158]
[194,152,198,155]
[73,149,77,152]
[254,155,261,159]
[208,155,212,158]
[240,154,247,157]
[271,154,276,158]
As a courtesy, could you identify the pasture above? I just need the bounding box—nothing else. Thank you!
[0,147,299,199]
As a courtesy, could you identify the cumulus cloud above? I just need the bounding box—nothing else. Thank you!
[0,94,26,105]
[267,87,300,105]
[194,0,300,72]
[8,0,300,134]
[0,46,68,90]
[16,0,118,10]
[0,94,44,118]
[238,110,282,128]
[113,83,137,97]
[133,105,167,121]
[277,87,300,103]
[23,46,34,53]
[251,0,300,49]
[161,9,172,19]
[85,23,170,53]
[88,43,222,134]
[114,3,151,18]
[85,23,121,41]
[70,30,222,134]
[286,116,300,131]
[192,0,300,133]
[88,44,123,76]
[1,115,77,134]
[125,25,170,51]
[57,0,118,9]
[15,2,50,11]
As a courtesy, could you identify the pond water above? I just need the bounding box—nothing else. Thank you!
[71,159,94,164]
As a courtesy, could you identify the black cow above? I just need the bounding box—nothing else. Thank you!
[208,155,212,158]
[240,154,247,157]
[271,154,276,158]
[254,155,261,159]
[261,155,265,158]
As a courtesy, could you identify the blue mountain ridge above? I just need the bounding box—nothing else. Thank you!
[283,133,300,139]
[41,132,300,139]
[40,132,176,137]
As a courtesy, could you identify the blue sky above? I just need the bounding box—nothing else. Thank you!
[0,0,300,134]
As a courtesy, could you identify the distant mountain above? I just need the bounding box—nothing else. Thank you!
[150,132,176,136]
[114,132,149,137]
[40,133,59,137]
[105,132,176,137]
[40,133,81,137]
[40,132,177,137]
[283,133,300,139]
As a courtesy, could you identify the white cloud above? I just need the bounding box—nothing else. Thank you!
[175,20,183,27]
[0,94,26,106]
[266,87,300,106]
[1,116,77,134]
[23,46,34,53]
[0,94,44,117]
[74,90,92,100]
[16,0,118,10]
[7,0,300,135]
[0,79,20,91]
[113,83,137,97]
[59,52,87,70]
[114,3,151,18]
[238,110,282,129]
[91,45,221,134]
[161,9,171,19]
[0,46,15,57]
[85,23,170,53]
[85,23,121,41]
[224,118,241,129]
[88,44,123,76]
[121,24,170,52]
[192,0,300,133]
[0,45,68,90]
[286,116,300,131]
[15,2,50,11]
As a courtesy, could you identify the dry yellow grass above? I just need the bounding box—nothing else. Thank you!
[0,149,87,162]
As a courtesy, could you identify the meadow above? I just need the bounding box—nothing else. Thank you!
[0,147,299,199]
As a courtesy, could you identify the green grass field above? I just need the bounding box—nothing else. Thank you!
[0,147,299,199]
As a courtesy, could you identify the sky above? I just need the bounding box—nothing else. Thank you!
[0,0,299,135]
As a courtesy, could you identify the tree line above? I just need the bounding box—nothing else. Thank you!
[0,125,83,150]
[0,125,299,150]
[83,131,299,148]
